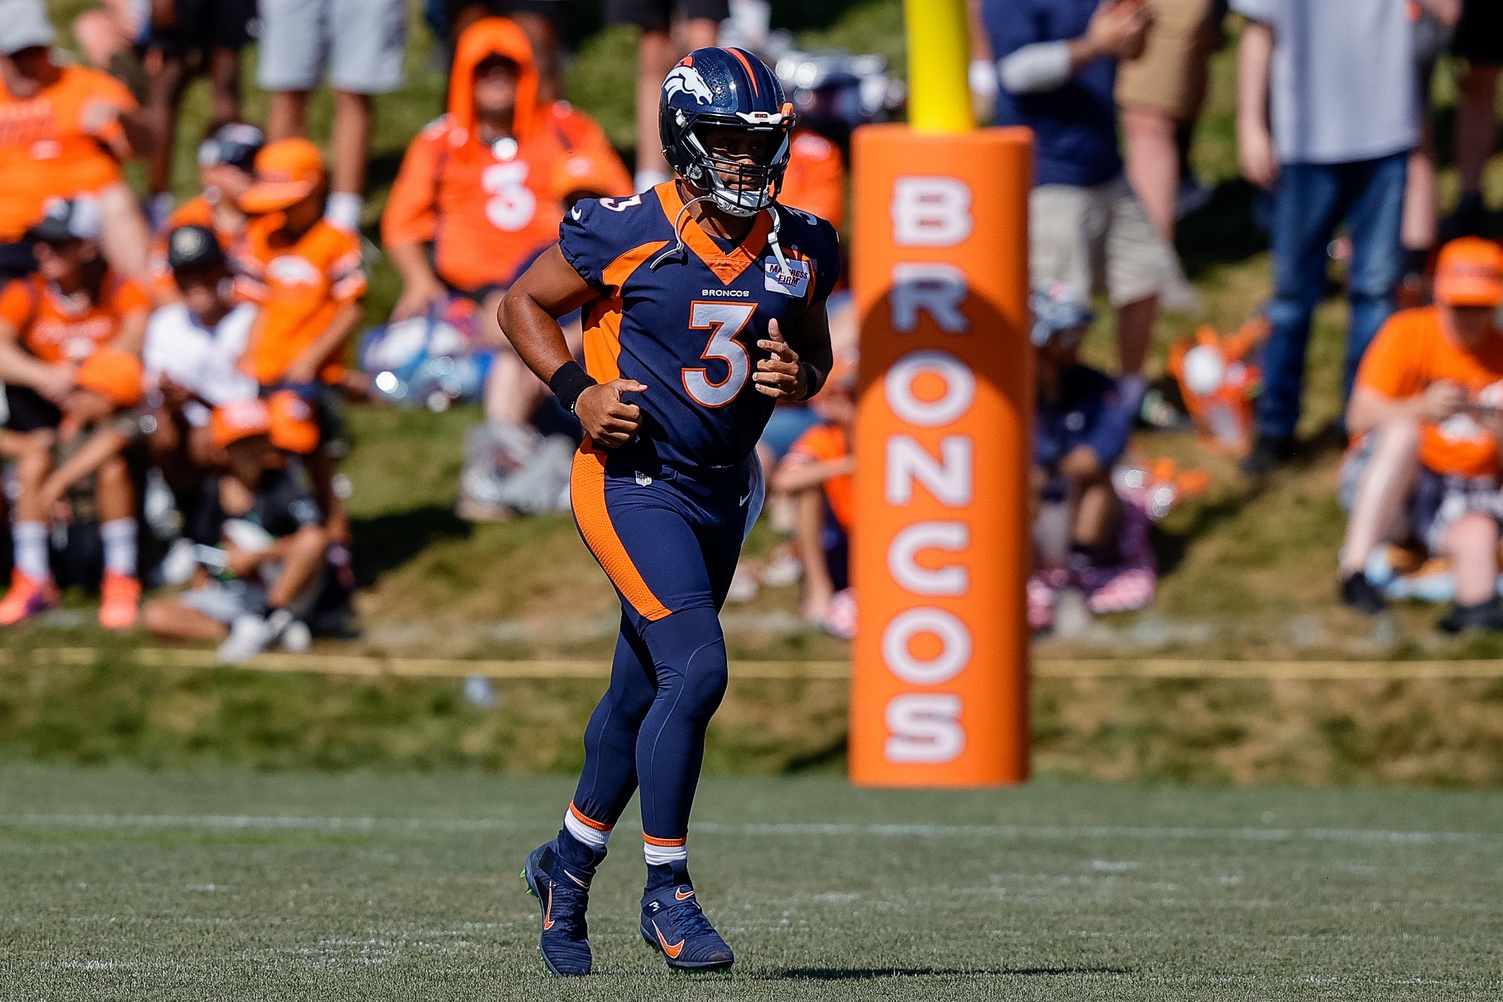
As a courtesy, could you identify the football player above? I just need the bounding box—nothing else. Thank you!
[500,46,840,976]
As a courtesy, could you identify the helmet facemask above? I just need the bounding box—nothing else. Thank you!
[676,114,792,217]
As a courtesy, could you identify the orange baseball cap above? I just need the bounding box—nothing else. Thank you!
[267,390,320,454]
[211,397,272,449]
[1434,237,1503,307]
[239,138,325,214]
[73,347,144,408]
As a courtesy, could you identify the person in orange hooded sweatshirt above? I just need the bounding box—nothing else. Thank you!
[382,16,630,520]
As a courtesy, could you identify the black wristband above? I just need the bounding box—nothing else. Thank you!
[548,360,597,413]
[797,362,826,402]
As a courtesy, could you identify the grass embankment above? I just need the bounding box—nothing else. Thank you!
[17,4,1503,781]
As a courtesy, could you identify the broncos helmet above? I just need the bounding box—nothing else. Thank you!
[659,47,794,217]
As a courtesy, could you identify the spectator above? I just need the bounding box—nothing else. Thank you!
[1115,0,1224,308]
[71,0,148,92]
[143,397,330,662]
[136,0,258,228]
[609,0,728,192]
[143,224,259,515]
[443,1,567,104]
[0,0,156,281]
[257,0,409,232]
[0,197,150,626]
[237,139,367,545]
[1233,0,1418,474]
[1337,238,1503,632]
[982,0,1177,406]
[1399,0,1461,304]
[779,127,847,229]
[1030,284,1134,578]
[32,347,148,628]
[148,123,265,299]
[773,352,856,632]
[1443,0,1503,240]
[382,17,629,521]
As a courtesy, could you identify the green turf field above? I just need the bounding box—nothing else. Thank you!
[1,766,1499,1000]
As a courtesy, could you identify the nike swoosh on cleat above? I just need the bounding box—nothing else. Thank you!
[675,888,694,901]
[739,492,752,506]
[564,870,589,889]
[652,920,685,958]
[543,887,555,930]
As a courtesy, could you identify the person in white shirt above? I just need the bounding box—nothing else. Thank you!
[143,223,258,496]
[1233,0,1428,473]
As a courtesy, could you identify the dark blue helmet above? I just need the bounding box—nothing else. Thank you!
[659,47,794,217]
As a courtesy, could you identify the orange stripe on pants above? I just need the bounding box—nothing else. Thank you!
[570,443,672,622]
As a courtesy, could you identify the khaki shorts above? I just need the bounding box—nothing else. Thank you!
[1115,0,1221,122]
[1029,178,1175,308]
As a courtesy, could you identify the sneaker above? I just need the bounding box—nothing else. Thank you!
[98,571,141,630]
[216,609,295,664]
[1339,571,1387,616]
[640,883,734,972]
[1438,596,1503,634]
[1240,435,1297,475]
[0,571,58,626]
[522,841,595,977]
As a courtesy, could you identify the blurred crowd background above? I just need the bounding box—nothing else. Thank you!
[0,0,1502,661]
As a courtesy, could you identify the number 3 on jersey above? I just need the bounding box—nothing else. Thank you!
[683,301,756,407]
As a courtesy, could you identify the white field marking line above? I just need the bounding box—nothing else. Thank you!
[1,813,1497,847]
[14,647,1503,681]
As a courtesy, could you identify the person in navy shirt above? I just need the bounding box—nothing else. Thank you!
[1032,284,1134,568]
[499,47,837,978]
[981,0,1176,408]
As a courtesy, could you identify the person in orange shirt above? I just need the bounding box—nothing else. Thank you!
[774,352,856,629]
[0,0,156,281]
[238,138,366,545]
[148,123,265,300]
[382,16,629,520]
[0,196,150,626]
[1338,237,1503,632]
[778,127,846,229]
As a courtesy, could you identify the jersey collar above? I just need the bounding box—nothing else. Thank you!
[655,181,771,286]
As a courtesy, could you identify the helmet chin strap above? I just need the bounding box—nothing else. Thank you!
[650,182,791,275]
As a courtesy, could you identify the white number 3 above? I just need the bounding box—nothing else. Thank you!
[683,301,756,407]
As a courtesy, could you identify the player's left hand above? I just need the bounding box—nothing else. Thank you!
[754,319,806,400]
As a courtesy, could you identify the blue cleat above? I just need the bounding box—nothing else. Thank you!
[522,841,595,976]
[639,883,735,972]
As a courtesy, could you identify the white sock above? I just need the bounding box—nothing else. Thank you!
[100,519,137,578]
[324,192,365,232]
[634,168,670,193]
[643,836,688,867]
[12,521,49,581]
[563,803,612,850]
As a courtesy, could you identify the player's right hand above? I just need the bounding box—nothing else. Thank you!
[577,379,646,449]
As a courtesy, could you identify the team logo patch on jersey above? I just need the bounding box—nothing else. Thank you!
[764,257,810,297]
[664,66,715,106]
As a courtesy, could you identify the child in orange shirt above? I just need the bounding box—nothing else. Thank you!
[773,352,857,633]
[237,138,366,544]
[0,196,150,626]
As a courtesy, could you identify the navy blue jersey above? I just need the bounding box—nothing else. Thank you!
[559,181,840,469]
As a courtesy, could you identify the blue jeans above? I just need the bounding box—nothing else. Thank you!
[1257,152,1408,440]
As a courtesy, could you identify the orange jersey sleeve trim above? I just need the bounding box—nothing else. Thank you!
[570,443,671,623]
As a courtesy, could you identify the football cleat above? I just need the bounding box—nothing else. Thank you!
[522,841,594,977]
[640,883,734,972]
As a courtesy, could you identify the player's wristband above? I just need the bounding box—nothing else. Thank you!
[548,361,597,413]
[797,362,825,402]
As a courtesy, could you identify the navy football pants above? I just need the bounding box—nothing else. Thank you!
[567,443,764,845]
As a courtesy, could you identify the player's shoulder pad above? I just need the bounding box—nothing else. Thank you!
[559,191,670,288]
[778,205,841,261]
